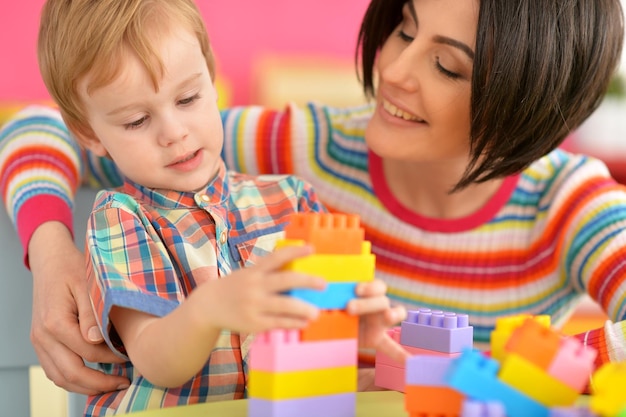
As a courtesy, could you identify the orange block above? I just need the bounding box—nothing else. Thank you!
[504,318,561,370]
[283,213,364,254]
[405,385,465,416]
[300,310,359,341]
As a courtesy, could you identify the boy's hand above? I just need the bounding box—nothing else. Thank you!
[201,245,326,333]
[347,280,410,364]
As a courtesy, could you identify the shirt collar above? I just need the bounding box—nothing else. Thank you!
[121,159,229,209]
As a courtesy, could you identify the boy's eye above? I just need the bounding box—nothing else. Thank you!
[178,93,200,105]
[125,116,147,130]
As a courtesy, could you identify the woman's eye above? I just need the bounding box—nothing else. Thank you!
[398,30,414,42]
[125,116,147,130]
[436,59,460,80]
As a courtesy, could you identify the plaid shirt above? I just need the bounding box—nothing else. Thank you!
[84,160,325,416]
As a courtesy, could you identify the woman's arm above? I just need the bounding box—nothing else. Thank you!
[0,105,129,393]
[0,105,124,263]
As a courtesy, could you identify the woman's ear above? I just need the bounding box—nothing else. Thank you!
[71,123,108,157]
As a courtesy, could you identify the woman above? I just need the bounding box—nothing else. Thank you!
[1,0,624,394]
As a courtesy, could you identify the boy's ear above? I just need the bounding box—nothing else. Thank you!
[72,124,108,157]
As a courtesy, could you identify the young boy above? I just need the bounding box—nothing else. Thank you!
[37,0,407,415]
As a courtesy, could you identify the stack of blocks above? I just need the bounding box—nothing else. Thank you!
[374,308,473,393]
[374,308,474,416]
[444,315,599,417]
[384,312,606,417]
[248,213,376,417]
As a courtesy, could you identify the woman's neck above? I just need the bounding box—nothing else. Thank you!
[381,157,504,219]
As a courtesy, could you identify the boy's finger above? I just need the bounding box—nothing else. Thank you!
[376,333,411,365]
[256,245,314,272]
[269,271,327,292]
[355,279,387,297]
[267,295,320,321]
[346,295,390,315]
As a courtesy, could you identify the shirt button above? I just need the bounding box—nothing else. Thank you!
[200,194,210,202]
[219,231,227,244]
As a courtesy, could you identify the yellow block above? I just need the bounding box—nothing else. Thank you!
[590,362,626,416]
[249,366,357,400]
[490,314,550,362]
[276,239,375,282]
[499,353,578,407]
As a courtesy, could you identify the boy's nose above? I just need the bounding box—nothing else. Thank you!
[158,116,188,146]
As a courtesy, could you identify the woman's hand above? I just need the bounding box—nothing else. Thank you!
[28,222,129,394]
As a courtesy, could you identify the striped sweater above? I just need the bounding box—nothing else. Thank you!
[1,103,625,368]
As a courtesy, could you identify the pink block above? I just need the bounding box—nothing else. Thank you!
[547,337,597,392]
[377,345,461,367]
[250,329,358,372]
[374,362,405,392]
[376,327,461,367]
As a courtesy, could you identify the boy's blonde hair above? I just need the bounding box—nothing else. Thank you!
[38,0,215,137]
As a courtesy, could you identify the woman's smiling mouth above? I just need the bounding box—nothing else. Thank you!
[382,99,425,122]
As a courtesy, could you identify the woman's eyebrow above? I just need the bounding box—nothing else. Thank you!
[407,1,475,61]
[433,35,475,60]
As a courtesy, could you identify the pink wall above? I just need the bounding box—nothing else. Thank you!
[0,0,370,105]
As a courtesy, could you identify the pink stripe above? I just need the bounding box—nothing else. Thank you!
[16,195,74,268]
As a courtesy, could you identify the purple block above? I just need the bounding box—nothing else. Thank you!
[405,355,454,386]
[400,308,473,353]
[461,399,506,417]
[248,393,356,417]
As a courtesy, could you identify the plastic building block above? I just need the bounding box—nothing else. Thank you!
[504,318,561,370]
[404,385,465,416]
[490,314,550,362]
[406,355,455,386]
[285,282,357,309]
[374,363,405,392]
[376,328,460,368]
[276,243,376,283]
[445,348,549,417]
[250,329,358,372]
[400,308,473,353]
[547,337,597,392]
[548,407,598,417]
[283,213,364,254]
[299,310,359,341]
[248,366,357,400]
[461,400,506,417]
[248,393,356,417]
[498,352,578,407]
[376,344,461,367]
[589,362,626,417]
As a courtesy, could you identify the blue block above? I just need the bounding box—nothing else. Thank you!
[445,349,549,417]
[286,282,357,309]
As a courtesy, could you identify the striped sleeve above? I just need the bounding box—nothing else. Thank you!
[0,105,82,264]
[0,105,123,266]
[220,106,294,175]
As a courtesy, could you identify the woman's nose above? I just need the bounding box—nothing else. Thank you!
[381,44,421,93]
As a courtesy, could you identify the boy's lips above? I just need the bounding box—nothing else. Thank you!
[166,149,203,170]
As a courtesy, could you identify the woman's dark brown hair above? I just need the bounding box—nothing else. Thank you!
[358,0,624,190]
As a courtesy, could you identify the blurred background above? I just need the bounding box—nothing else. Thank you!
[0,0,370,110]
[0,1,625,416]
